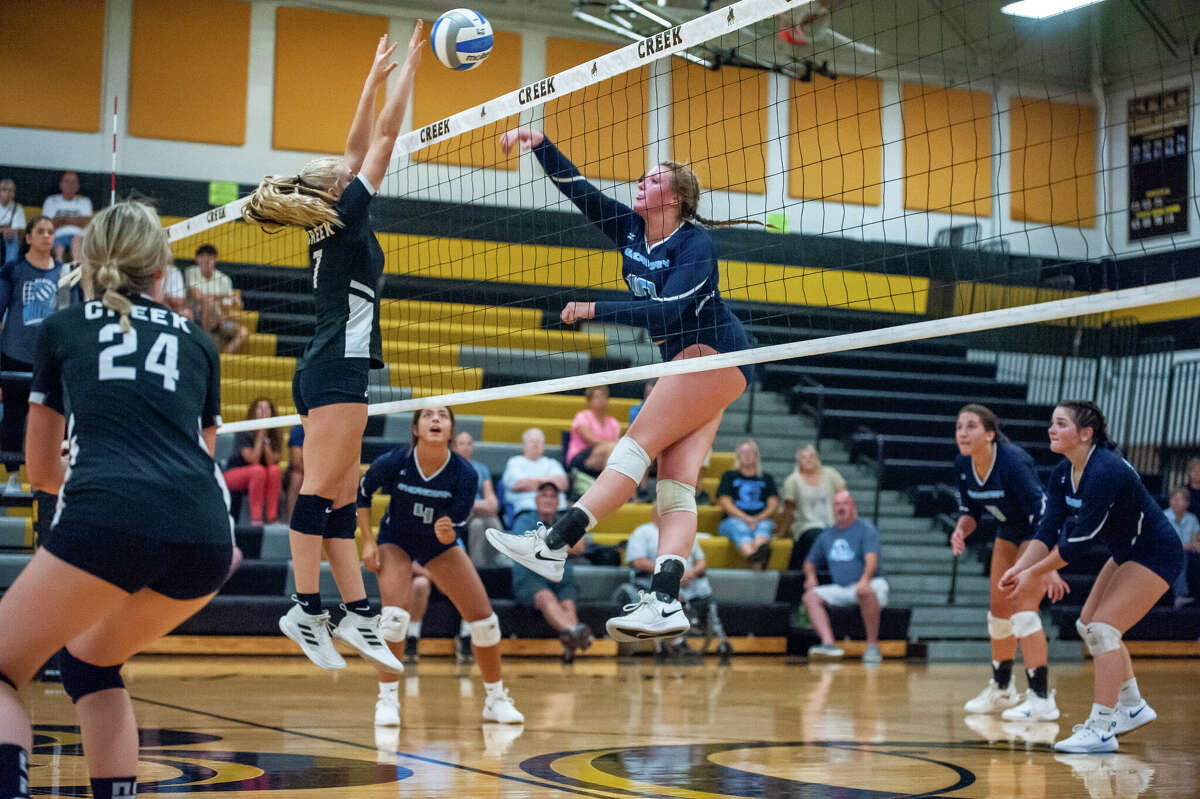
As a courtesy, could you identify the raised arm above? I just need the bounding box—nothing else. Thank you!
[345,35,400,175]
[358,21,424,191]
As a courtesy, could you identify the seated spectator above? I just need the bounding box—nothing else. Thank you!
[1166,487,1200,606]
[0,216,64,493]
[162,262,192,320]
[223,399,282,525]
[717,439,778,568]
[1187,457,1200,522]
[803,490,888,664]
[566,386,621,492]
[185,244,247,353]
[41,171,92,262]
[0,179,26,267]
[511,482,591,663]
[452,431,506,568]
[779,445,847,569]
[501,427,567,528]
[284,423,305,520]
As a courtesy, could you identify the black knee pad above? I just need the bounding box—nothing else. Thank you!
[290,494,333,537]
[323,503,356,540]
[59,648,124,704]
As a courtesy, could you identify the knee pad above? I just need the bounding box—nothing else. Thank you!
[1075,618,1088,641]
[379,606,410,643]
[656,479,696,515]
[1081,621,1122,656]
[59,648,124,704]
[290,494,333,537]
[987,612,1013,640]
[469,612,501,648]
[605,436,651,484]
[1010,610,1043,639]
[324,503,356,540]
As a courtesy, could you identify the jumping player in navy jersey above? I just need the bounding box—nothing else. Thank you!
[357,407,523,727]
[486,128,760,642]
[1000,401,1182,754]
[950,404,1067,721]
[0,202,233,799]
[242,25,424,673]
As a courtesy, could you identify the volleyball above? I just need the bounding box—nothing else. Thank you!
[430,8,494,71]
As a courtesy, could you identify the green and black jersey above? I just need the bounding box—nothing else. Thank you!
[301,174,385,370]
[30,296,231,544]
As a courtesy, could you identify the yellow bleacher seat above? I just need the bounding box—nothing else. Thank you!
[377,320,606,356]
[381,300,544,329]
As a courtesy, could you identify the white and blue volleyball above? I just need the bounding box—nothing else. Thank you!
[430,8,494,71]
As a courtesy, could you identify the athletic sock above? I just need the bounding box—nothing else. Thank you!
[378,681,399,698]
[544,505,595,549]
[992,659,1014,689]
[294,592,323,616]
[90,777,136,798]
[650,555,685,602]
[1026,665,1049,698]
[344,597,373,617]
[458,619,471,638]
[1118,677,1141,707]
[484,680,505,698]
[408,621,422,639]
[0,744,29,799]
[1090,703,1117,728]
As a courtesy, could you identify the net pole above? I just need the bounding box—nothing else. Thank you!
[219,277,1200,433]
[111,96,118,206]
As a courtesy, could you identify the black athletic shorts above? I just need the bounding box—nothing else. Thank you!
[377,512,461,566]
[44,521,234,600]
[292,358,370,416]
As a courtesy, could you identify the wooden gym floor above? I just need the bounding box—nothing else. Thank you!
[20,654,1198,797]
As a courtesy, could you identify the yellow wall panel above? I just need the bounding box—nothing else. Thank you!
[129,0,250,145]
[411,30,523,169]
[789,74,883,205]
[273,8,388,154]
[670,61,767,194]
[902,84,992,216]
[543,39,648,183]
[1009,97,1097,228]
[1,0,106,132]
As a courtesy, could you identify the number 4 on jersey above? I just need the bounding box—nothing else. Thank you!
[412,503,434,525]
[97,324,180,391]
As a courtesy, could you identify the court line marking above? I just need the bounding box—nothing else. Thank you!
[130,695,655,799]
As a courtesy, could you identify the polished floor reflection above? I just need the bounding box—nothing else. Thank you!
[20,655,1198,797]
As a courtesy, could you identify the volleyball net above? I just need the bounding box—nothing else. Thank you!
[162,0,1199,448]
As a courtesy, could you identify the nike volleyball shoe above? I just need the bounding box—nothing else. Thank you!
[605,590,690,642]
[485,523,566,582]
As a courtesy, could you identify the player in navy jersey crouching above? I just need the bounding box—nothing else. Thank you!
[1000,401,1182,753]
[358,407,523,727]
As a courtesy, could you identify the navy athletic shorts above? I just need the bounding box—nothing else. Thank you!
[377,513,462,566]
[44,522,233,600]
[292,358,370,415]
[996,524,1036,546]
[1116,522,1184,586]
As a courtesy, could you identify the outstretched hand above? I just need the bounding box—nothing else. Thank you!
[1044,571,1070,603]
[368,35,400,84]
[404,20,425,69]
[560,302,595,324]
[499,128,545,155]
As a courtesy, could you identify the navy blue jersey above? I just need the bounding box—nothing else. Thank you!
[0,258,66,362]
[1034,446,1177,566]
[532,139,750,367]
[357,446,476,540]
[302,175,384,370]
[956,442,1046,538]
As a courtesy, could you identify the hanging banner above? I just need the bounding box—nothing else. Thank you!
[1128,87,1189,240]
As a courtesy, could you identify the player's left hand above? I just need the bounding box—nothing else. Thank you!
[404,19,425,69]
[1000,566,1033,598]
[1044,571,1070,603]
[434,516,455,545]
[560,302,595,324]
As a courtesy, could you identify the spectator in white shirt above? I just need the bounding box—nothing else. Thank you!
[185,244,247,353]
[500,428,567,525]
[162,264,192,320]
[41,171,92,263]
[0,180,26,267]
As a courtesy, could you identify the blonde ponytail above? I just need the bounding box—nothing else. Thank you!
[242,157,346,231]
[96,261,134,332]
[81,201,171,332]
[662,161,775,230]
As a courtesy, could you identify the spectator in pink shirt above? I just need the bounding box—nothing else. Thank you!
[566,386,621,479]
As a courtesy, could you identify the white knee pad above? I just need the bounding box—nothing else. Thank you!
[469,612,501,648]
[379,606,411,643]
[987,612,1013,640]
[1081,621,1122,656]
[1075,618,1088,641]
[605,436,651,484]
[656,479,696,515]
[1010,610,1043,639]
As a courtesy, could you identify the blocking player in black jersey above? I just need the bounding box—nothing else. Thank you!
[0,202,233,799]
[1001,401,1182,753]
[951,404,1067,722]
[241,26,423,673]
[358,407,523,727]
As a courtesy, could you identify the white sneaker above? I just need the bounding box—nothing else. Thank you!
[862,644,882,664]
[808,643,845,659]
[374,694,401,727]
[331,609,405,674]
[485,524,566,582]
[279,604,346,670]
[3,475,21,495]
[1002,689,1061,721]
[1113,699,1156,735]
[1054,715,1119,753]
[482,689,525,724]
[605,591,690,643]
[963,679,1020,714]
